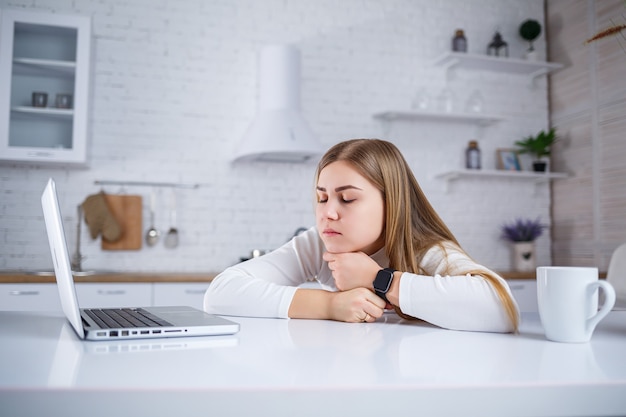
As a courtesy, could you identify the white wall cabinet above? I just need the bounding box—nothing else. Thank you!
[2,280,534,313]
[153,283,211,311]
[74,283,153,309]
[506,279,538,313]
[0,282,212,311]
[0,9,91,166]
[0,283,62,311]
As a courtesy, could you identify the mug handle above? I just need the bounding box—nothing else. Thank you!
[586,280,616,337]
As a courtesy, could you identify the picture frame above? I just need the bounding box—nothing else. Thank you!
[496,149,521,171]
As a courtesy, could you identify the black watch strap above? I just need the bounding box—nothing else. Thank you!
[373,268,395,303]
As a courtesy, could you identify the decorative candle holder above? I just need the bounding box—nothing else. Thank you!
[487,31,508,57]
[32,92,48,107]
[55,93,73,109]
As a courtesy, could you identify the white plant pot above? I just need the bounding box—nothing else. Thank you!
[525,49,538,61]
[512,242,535,272]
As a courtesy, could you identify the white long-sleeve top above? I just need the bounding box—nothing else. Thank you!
[204,227,519,332]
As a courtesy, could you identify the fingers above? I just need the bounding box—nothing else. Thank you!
[356,307,378,323]
[369,293,387,309]
[357,292,386,323]
[323,251,380,292]
[330,288,387,323]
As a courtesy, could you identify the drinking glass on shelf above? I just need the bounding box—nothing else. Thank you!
[465,90,484,113]
[437,88,455,113]
[410,88,430,111]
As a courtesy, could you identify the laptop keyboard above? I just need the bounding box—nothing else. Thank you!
[83,308,173,329]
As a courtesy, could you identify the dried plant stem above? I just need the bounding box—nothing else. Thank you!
[585,24,626,44]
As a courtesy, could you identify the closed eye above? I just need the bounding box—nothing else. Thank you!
[316,197,354,204]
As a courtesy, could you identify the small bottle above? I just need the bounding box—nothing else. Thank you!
[466,140,481,169]
[452,29,467,52]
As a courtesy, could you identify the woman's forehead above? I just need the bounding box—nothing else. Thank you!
[317,161,374,189]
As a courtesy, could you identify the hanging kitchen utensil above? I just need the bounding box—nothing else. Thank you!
[164,188,179,249]
[101,194,143,251]
[145,188,160,247]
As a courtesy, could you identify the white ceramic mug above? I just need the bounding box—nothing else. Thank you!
[537,266,615,343]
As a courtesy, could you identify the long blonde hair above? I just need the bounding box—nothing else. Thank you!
[316,139,518,330]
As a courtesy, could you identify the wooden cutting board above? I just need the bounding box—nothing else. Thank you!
[101,194,143,251]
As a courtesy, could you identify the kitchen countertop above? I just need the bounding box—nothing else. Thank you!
[0,272,217,283]
[0,270,606,284]
[0,310,625,417]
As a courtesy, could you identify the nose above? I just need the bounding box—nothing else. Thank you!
[321,200,339,220]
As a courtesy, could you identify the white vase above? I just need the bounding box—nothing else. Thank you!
[524,49,538,61]
[512,242,535,272]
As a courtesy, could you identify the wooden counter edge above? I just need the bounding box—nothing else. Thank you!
[0,273,218,284]
[1,270,606,284]
[497,271,607,280]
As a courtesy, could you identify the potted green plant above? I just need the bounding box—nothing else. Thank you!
[501,218,546,272]
[514,128,558,172]
[519,19,542,60]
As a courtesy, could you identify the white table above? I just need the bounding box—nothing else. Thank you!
[1,310,625,417]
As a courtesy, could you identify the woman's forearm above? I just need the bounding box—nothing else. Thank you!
[288,288,334,319]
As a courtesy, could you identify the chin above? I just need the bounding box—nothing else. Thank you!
[321,240,357,254]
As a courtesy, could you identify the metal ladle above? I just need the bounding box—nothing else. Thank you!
[145,189,159,247]
[164,189,179,249]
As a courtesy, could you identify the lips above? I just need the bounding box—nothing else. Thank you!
[323,228,341,237]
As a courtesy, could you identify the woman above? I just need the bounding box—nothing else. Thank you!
[204,139,519,332]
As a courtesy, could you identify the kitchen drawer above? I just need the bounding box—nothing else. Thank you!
[506,280,538,313]
[153,283,210,310]
[75,283,152,308]
[0,284,62,311]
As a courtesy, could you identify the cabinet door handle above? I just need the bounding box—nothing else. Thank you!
[509,284,525,291]
[97,290,126,296]
[9,290,40,296]
[27,151,53,157]
[185,289,206,295]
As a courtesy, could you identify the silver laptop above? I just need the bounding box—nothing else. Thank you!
[41,178,240,341]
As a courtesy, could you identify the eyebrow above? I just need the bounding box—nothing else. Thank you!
[316,185,363,192]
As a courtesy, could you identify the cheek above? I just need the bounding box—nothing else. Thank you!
[367,200,385,227]
[350,205,384,239]
[364,203,385,240]
[363,213,384,239]
[315,205,323,223]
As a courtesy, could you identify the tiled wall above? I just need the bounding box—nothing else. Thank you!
[0,0,553,273]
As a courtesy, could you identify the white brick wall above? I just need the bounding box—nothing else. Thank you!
[0,0,553,273]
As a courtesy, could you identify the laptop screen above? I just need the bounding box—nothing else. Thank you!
[42,178,86,339]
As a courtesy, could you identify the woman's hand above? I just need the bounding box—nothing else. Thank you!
[329,287,386,323]
[323,251,380,291]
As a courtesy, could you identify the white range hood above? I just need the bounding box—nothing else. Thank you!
[232,45,323,163]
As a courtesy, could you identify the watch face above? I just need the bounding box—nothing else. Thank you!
[374,269,393,292]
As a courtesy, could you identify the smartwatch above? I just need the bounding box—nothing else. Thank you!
[373,268,395,303]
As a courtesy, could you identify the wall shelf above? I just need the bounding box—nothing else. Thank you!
[94,180,201,189]
[436,169,568,192]
[373,110,503,126]
[12,106,74,119]
[13,57,76,77]
[432,52,563,82]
